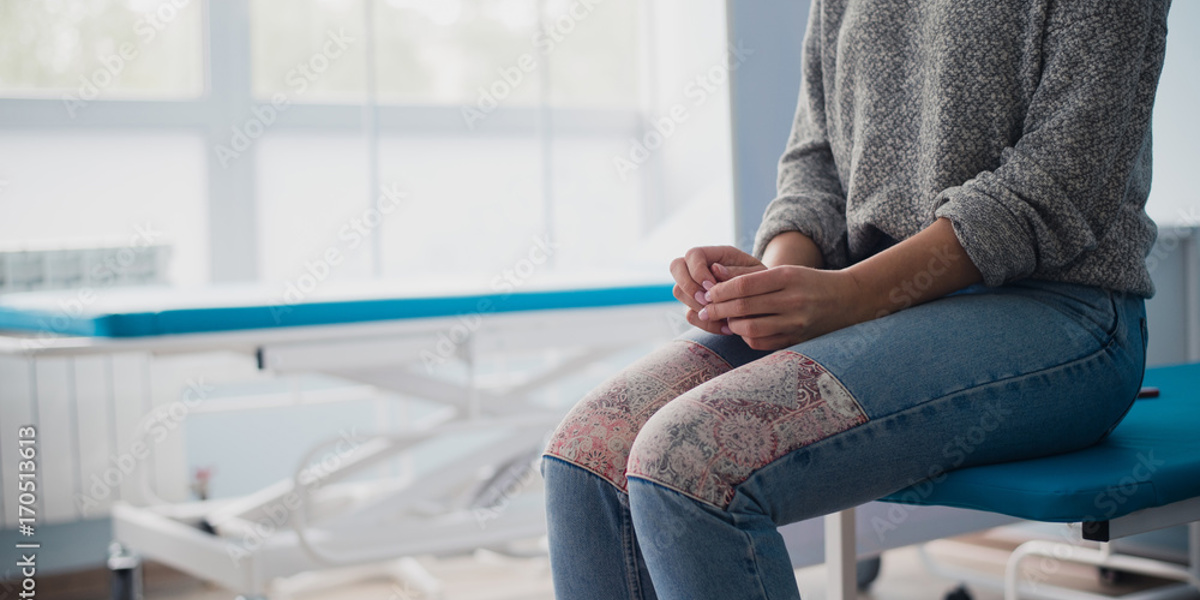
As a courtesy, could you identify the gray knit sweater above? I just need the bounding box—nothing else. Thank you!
[753,0,1170,296]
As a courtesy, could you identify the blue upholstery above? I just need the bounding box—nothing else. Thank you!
[0,284,676,338]
[880,363,1200,522]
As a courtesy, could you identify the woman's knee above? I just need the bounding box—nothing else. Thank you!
[626,395,731,508]
[626,351,869,510]
[543,340,733,492]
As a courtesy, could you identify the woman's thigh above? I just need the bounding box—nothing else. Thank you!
[625,280,1148,523]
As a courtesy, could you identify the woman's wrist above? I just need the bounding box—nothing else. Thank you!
[835,266,883,326]
[842,218,981,319]
[761,231,825,269]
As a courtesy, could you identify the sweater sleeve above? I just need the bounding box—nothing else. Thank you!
[752,0,850,268]
[933,0,1168,286]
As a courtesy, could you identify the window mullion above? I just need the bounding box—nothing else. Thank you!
[204,0,259,282]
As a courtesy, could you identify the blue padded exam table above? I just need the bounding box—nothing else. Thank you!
[0,279,677,339]
[818,363,1200,600]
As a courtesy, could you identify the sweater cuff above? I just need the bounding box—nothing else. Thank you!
[752,201,847,269]
[934,186,1037,287]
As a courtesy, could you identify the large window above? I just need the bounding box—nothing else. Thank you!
[1147,0,1200,227]
[0,0,736,288]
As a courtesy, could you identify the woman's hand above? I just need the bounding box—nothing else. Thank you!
[694,219,983,351]
[698,266,868,350]
[670,246,767,335]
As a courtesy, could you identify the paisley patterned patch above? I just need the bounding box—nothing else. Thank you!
[626,351,869,508]
[543,340,733,491]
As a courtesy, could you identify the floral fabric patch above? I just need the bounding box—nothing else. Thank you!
[544,341,733,491]
[626,351,868,508]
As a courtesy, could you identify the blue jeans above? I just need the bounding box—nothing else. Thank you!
[541,280,1147,600]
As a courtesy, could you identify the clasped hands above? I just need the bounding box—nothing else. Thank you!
[670,245,868,351]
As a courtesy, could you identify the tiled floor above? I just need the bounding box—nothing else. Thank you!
[155,536,1176,600]
[40,529,1184,599]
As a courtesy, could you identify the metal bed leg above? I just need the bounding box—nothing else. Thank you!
[826,508,857,600]
[390,558,444,600]
[107,542,143,600]
[1003,536,1200,600]
[1190,522,1200,582]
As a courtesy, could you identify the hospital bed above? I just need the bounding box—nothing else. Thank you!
[1,279,1197,599]
[0,276,687,598]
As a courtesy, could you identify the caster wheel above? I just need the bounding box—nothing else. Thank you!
[856,555,882,591]
[945,584,973,600]
[1099,566,1129,586]
[198,518,217,535]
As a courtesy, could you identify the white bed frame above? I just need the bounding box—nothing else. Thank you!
[5,301,690,598]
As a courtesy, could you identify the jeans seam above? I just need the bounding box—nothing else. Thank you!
[627,473,726,510]
[631,477,780,600]
[1099,314,1149,442]
[1021,285,1121,345]
[545,456,649,599]
[738,520,771,600]
[543,452,630,494]
[621,498,646,600]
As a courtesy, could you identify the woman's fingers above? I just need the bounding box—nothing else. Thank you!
[707,267,792,304]
[683,247,719,291]
[685,307,728,335]
[725,315,799,350]
[740,332,797,352]
[669,257,706,311]
[700,270,801,322]
[725,315,794,341]
[672,247,770,321]
[700,292,789,322]
[705,245,767,269]
[672,284,693,307]
[712,262,767,282]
